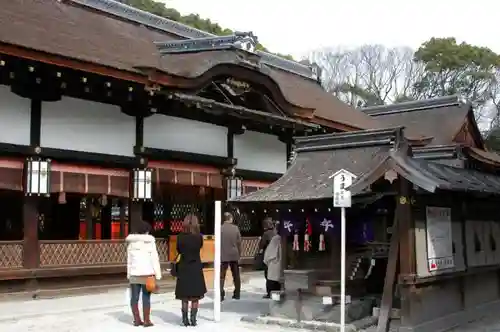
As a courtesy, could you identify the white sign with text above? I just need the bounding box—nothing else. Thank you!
[426,206,454,271]
[332,169,357,208]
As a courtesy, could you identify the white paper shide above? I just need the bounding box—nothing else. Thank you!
[426,206,454,271]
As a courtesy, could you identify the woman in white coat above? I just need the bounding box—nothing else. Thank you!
[263,234,282,296]
[126,220,162,327]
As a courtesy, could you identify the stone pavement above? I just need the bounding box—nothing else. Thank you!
[2,274,500,332]
[0,275,310,332]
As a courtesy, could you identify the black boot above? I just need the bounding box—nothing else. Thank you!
[190,308,198,326]
[182,309,190,327]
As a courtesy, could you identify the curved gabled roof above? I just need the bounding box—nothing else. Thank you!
[0,0,381,131]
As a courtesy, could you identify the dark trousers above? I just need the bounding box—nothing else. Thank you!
[130,284,151,307]
[220,261,241,298]
[264,267,281,296]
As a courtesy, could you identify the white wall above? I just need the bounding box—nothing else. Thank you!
[143,114,227,157]
[41,97,135,156]
[234,131,286,174]
[0,85,31,145]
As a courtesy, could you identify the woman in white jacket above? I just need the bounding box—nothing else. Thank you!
[126,220,162,327]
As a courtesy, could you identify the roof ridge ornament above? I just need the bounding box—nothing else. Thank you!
[155,32,258,55]
[68,0,319,81]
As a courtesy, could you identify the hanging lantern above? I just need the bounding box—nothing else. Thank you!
[25,158,51,196]
[226,176,243,200]
[132,168,153,201]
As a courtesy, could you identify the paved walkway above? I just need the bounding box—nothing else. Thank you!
[3,275,500,332]
[0,276,309,332]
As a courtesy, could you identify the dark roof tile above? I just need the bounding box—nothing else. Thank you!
[0,0,380,130]
[362,96,470,145]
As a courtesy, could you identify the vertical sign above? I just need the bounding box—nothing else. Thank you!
[332,169,356,208]
[426,206,454,271]
[331,169,356,332]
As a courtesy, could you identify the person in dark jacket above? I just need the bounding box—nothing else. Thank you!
[220,212,242,300]
[175,214,207,327]
[258,217,277,298]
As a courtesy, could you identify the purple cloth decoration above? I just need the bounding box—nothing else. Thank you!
[311,214,338,235]
[279,215,295,236]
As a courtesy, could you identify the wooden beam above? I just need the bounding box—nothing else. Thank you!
[376,203,400,332]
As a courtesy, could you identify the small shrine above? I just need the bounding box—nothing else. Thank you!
[231,122,500,332]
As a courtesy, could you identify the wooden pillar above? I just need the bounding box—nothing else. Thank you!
[23,196,39,269]
[119,198,126,238]
[398,178,416,276]
[227,128,234,159]
[85,196,94,240]
[129,200,143,233]
[286,139,293,168]
[30,99,41,146]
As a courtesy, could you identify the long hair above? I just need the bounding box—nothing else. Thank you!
[131,220,152,235]
[182,214,200,234]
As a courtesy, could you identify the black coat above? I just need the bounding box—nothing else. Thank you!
[175,232,207,300]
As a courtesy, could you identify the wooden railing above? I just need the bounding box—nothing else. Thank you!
[0,241,23,269]
[0,237,257,270]
[39,239,169,268]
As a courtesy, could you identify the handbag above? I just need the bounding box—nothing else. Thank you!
[253,251,265,271]
[170,254,180,277]
[145,276,157,293]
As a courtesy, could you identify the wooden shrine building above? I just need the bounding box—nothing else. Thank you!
[232,96,500,331]
[0,0,385,290]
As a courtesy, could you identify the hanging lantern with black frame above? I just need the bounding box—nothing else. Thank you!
[25,158,51,196]
[226,176,243,200]
[132,168,153,201]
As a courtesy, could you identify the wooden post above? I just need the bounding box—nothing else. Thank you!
[119,198,126,238]
[376,206,400,332]
[85,196,94,240]
[398,178,416,276]
[129,200,143,233]
[23,195,39,269]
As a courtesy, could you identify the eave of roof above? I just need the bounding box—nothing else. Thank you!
[349,150,500,196]
[231,128,405,202]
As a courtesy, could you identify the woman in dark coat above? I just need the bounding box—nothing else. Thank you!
[175,214,207,326]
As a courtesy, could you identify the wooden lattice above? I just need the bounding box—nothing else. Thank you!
[156,239,169,263]
[0,241,23,269]
[39,240,170,268]
[39,240,127,267]
[241,237,259,259]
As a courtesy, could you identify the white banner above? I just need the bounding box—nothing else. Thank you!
[426,206,454,271]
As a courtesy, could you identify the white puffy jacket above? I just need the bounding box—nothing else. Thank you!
[126,234,162,280]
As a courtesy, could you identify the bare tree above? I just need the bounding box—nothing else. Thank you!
[310,45,424,107]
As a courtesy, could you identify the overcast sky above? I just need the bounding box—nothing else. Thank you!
[162,0,500,59]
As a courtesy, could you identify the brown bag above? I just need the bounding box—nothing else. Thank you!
[145,276,157,293]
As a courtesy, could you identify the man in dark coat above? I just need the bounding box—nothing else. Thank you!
[258,217,277,298]
[220,212,242,300]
